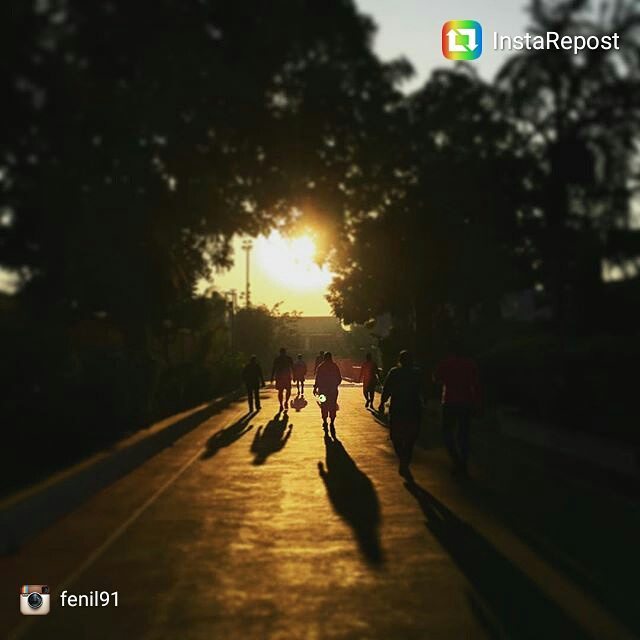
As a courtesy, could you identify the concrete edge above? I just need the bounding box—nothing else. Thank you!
[494,409,639,478]
[0,388,243,555]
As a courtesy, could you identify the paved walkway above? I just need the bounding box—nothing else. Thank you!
[1,387,631,639]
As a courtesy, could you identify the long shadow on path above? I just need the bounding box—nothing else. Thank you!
[251,411,293,465]
[404,481,589,639]
[201,412,255,460]
[319,436,384,567]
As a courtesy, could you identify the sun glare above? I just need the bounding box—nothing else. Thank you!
[256,231,333,291]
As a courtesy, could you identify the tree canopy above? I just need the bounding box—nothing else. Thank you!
[0,0,409,334]
[328,0,640,350]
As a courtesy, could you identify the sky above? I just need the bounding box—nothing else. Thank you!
[211,1,531,315]
[357,0,530,90]
[203,232,335,316]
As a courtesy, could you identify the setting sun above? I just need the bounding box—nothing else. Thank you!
[255,231,333,291]
[207,231,335,315]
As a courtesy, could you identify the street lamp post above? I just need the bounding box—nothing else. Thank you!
[224,289,237,351]
[241,239,253,308]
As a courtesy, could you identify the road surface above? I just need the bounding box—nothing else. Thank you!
[1,386,629,639]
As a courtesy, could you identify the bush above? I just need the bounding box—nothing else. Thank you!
[478,332,640,442]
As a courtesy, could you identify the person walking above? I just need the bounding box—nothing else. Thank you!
[378,350,423,480]
[293,354,307,396]
[314,351,342,437]
[358,352,379,408]
[242,355,265,413]
[271,347,294,411]
[433,339,481,477]
[314,350,325,374]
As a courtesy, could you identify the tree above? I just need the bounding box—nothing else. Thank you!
[233,304,300,369]
[328,66,532,361]
[0,0,410,474]
[0,0,408,337]
[496,0,640,327]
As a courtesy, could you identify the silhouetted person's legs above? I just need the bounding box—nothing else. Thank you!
[252,385,261,411]
[246,385,254,412]
[284,385,291,409]
[246,384,260,412]
[325,390,338,437]
[321,403,329,432]
[442,404,470,475]
[390,421,419,478]
[278,387,285,410]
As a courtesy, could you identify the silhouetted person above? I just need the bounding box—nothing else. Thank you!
[242,355,265,413]
[293,354,307,396]
[433,339,481,477]
[271,347,294,411]
[314,350,325,373]
[359,352,379,408]
[379,350,423,480]
[314,351,342,437]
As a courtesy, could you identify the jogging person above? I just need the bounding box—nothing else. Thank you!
[379,350,423,480]
[358,352,379,408]
[293,354,307,396]
[271,347,294,411]
[314,351,342,437]
[242,355,265,412]
[433,339,481,477]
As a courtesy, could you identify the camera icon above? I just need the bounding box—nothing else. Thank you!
[20,585,50,615]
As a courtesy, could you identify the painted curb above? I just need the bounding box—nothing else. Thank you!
[0,389,242,555]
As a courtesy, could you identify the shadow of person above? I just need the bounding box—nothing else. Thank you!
[291,396,308,412]
[318,436,384,566]
[404,482,588,639]
[201,412,255,460]
[251,411,293,465]
[367,406,389,429]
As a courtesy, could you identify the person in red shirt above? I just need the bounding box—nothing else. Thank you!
[358,352,380,408]
[314,351,342,437]
[433,339,481,476]
[292,354,308,396]
[271,347,294,411]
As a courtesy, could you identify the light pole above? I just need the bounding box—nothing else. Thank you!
[241,239,253,308]
[223,289,237,351]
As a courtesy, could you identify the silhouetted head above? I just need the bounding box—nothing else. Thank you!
[250,355,257,363]
[280,347,286,355]
[365,352,372,361]
[398,350,413,367]
[324,351,332,361]
[318,350,324,357]
[297,354,303,360]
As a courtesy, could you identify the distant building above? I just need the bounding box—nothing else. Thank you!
[289,316,347,356]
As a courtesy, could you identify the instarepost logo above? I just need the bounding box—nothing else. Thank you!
[442,20,483,60]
